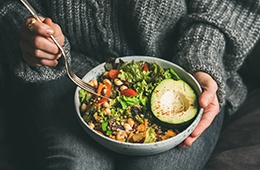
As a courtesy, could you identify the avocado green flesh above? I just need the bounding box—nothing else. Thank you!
[151,79,198,124]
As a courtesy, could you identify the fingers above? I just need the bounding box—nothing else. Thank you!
[25,17,54,36]
[193,72,218,108]
[180,98,219,148]
[42,18,65,45]
[19,36,61,67]
[20,17,64,67]
[199,89,216,108]
[27,19,37,31]
[20,27,60,55]
[21,51,42,67]
[191,96,219,137]
[23,54,59,67]
[179,71,220,148]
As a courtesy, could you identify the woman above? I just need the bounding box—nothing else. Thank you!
[0,0,259,169]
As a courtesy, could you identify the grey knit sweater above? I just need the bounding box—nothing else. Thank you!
[0,0,259,114]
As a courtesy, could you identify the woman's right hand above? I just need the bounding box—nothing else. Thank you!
[19,17,65,67]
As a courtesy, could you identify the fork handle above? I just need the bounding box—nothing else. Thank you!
[20,0,42,22]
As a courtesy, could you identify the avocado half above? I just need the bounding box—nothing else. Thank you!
[151,79,198,126]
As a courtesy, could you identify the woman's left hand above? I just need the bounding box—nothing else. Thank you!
[19,17,64,67]
[180,71,220,148]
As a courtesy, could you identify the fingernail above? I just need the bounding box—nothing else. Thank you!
[46,29,54,35]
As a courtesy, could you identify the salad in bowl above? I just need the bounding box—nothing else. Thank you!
[74,56,203,155]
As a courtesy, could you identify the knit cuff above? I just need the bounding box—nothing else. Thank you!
[173,24,226,107]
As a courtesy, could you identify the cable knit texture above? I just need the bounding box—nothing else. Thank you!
[0,0,259,114]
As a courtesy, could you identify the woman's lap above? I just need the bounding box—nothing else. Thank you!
[22,76,224,170]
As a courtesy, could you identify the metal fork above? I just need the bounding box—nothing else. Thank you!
[20,0,107,98]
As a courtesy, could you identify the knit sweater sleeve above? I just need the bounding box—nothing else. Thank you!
[174,0,260,112]
[0,1,99,83]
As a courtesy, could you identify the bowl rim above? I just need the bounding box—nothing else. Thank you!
[74,56,204,147]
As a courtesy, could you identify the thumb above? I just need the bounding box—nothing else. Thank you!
[193,72,218,108]
[199,89,215,108]
[43,18,55,35]
[43,18,64,46]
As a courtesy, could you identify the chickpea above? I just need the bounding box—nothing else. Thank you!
[127,118,135,127]
[88,122,95,129]
[104,108,111,116]
[120,85,128,91]
[103,71,109,78]
[114,78,123,86]
[103,101,110,108]
[103,79,112,85]
[116,130,127,142]
[124,123,132,132]
[88,79,98,88]
[80,103,87,112]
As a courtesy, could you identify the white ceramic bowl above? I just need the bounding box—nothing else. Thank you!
[74,56,203,156]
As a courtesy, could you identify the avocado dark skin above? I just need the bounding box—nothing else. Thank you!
[152,114,197,132]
